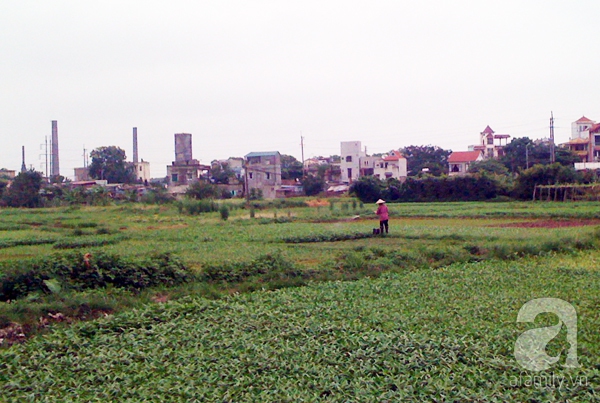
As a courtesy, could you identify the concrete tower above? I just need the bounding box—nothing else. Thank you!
[51,120,60,177]
[174,133,193,162]
[133,127,139,164]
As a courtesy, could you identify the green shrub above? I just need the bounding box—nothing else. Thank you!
[201,253,302,283]
[0,252,192,301]
[219,204,229,221]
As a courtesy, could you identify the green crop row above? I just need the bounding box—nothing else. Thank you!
[2,251,600,401]
[0,252,192,302]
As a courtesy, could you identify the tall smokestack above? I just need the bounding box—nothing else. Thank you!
[21,146,26,173]
[51,120,60,177]
[133,127,139,164]
[174,133,193,162]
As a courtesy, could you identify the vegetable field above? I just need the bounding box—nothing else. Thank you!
[1,200,600,401]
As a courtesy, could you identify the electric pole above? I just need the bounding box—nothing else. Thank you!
[300,135,305,176]
[550,111,555,163]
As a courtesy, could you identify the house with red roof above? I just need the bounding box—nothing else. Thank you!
[563,116,600,162]
[340,142,407,183]
[448,150,483,176]
[472,125,510,159]
[373,150,407,180]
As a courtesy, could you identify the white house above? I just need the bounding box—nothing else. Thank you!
[340,141,365,183]
[340,142,407,183]
[373,150,407,180]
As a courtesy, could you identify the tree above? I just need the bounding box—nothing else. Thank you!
[513,163,579,200]
[88,146,136,184]
[501,138,580,173]
[281,154,303,180]
[302,174,325,196]
[349,176,383,203]
[210,162,235,184]
[400,145,451,176]
[2,170,43,208]
[468,159,509,176]
[186,181,218,199]
[555,147,581,167]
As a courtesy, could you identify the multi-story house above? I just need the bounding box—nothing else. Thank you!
[245,151,282,199]
[563,116,600,163]
[340,142,407,183]
[470,126,510,159]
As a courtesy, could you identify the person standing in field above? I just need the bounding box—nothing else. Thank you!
[375,199,389,235]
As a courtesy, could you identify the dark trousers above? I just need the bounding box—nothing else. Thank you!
[380,220,389,234]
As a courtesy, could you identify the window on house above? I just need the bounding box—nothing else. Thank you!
[171,174,178,182]
[347,168,352,179]
[266,172,271,180]
[249,172,253,179]
[187,173,193,181]
[487,136,494,145]
[452,164,460,172]
[346,156,352,162]
[595,136,600,146]
[139,166,142,172]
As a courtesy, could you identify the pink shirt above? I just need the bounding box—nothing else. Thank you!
[376,204,389,221]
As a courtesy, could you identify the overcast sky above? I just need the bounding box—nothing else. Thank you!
[2,1,599,178]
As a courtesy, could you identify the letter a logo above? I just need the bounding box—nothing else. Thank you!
[514,298,579,372]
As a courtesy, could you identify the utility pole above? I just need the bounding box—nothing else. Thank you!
[550,111,555,163]
[244,158,250,204]
[300,135,305,176]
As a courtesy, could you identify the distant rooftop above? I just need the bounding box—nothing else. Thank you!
[245,151,280,158]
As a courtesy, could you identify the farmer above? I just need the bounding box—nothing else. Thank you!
[375,199,389,234]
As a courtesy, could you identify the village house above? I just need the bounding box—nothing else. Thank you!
[166,133,210,186]
[563,116,600,163]
[244,151,282,199]
[340,141,407,183]
[449,125,510,175]
[469,126,510,159]
[448,151,484,176]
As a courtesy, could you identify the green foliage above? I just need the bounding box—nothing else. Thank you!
[468,159,510,175]
[249,188,263,200]
[301,174,325,196]
[52,235,124,249]
[280,154,303,180]
[185,181,218,199]
[140,186,174,204]
[2,170,43,208]
[352,175,506,203]
[4,251,600,401]
[401,144,452,176]
[202,253,302,283]
[210,162,236,184]
[177,199,218,215]
[88,146,136,184]
[0,252,192,301]
[219,204,229,221]
[349,176,383,203]
[513,163,579,200]
[284,231,373,243]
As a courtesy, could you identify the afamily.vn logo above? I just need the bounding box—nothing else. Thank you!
[514,298,579,372]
